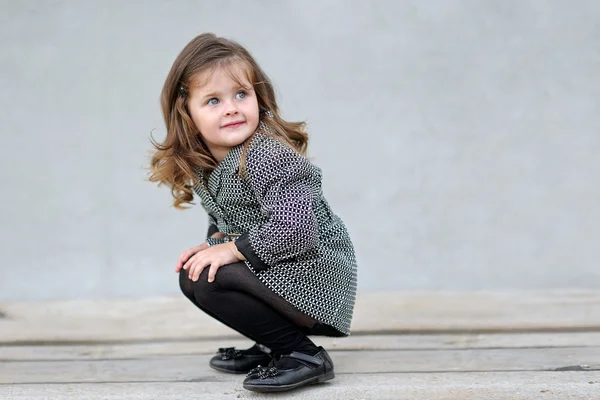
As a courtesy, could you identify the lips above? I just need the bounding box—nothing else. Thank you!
[221,121,245,129]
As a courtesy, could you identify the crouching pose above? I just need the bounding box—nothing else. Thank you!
[149,33,357,393]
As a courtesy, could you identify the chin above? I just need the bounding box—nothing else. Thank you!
[220,135,246,148]
[233,128,255,142]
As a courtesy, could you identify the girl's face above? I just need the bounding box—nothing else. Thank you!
[187,63,259,163]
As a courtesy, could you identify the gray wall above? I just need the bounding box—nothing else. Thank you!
[1,0,598,301]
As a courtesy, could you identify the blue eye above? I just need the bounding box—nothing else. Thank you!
[236,91,247,99]
[208,98,219,105]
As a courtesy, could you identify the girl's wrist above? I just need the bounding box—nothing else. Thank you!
[230,241,246,261]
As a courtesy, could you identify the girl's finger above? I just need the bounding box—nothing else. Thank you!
[176,253,187,272]
[177,250,194,271]
[191,259,208,282]
[188,260,200,281]
[179,252,191,265]
[178,251,189,263]
[188,262,197,281]
[182,253,198,271]
[176,253,190,272]
[180,244,204,263]
[207,262,221,283]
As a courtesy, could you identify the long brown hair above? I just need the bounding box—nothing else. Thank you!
[149,33,308,209]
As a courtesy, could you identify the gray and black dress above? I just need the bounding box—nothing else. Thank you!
[191,129,357,337]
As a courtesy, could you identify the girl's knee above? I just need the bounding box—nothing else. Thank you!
[179,269,194,298]
[179,268,212,301]
[179,269,196,298]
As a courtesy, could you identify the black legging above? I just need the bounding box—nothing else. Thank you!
[179,261,342,356]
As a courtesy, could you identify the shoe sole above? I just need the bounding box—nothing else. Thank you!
[243,371,335,393]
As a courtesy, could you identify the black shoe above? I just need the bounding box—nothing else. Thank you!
[209,345,272,374]
[243,347,335,392]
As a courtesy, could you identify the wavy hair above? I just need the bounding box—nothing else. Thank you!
[149,33,308,209]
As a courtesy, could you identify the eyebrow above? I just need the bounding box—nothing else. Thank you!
[199,90,222,101]
[198,85,253,101]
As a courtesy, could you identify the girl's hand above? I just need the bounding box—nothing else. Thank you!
[176,242,208,273]
[175,233,226,273]
[183,242,243,283]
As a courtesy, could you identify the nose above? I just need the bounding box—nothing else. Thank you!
[224,101,239,116]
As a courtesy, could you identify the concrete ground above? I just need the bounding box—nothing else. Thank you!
[1,291,599,399]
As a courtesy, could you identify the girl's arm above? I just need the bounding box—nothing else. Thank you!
[235,139,320,271]
[207,217,220,238]
[205,213,226,246]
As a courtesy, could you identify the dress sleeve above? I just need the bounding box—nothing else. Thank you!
[234,138,320,271]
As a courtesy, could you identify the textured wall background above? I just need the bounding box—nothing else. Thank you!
[1,0,598,301]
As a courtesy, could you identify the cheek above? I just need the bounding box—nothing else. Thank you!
[190,110,216,131]
[188,108,202,129]
[243,100,260,125]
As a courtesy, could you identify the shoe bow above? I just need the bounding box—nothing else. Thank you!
[247,365,280,379]
[217,347,243,361]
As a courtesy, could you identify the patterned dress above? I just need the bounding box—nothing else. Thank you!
[192,128,357,336]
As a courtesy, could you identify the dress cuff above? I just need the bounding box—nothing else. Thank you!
[206,237,225,247]
[235,233,270,272]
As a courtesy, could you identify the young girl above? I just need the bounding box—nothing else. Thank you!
[149,33,357,393]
